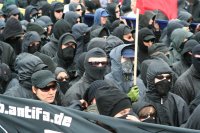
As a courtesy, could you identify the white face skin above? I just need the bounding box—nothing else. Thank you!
[149,19,153,25]
[131,0,136,12]
[54,10,63,20]
[0,16,5,21]
[114,108,131,117]
[143,40,154,48]
[48,25,52,35]
[29,41,40,47]
[76,5,83,16]
[123,33,134,42]
[154,73,171,84]
[115,6,120,19]
[32,81,57,104]
[101,16,107,26]
[56,72,68,81]
[88,57,107,67]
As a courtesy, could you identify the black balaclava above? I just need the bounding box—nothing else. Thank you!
[181,39,199,66]
[192,45,200,73]
[84,48,107,81]
[57,33,77,66]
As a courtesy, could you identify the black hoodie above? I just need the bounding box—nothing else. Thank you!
[140,59,189,127]
[3,17,23,55]
[24,5,38,22]
[64,11,80,28]
[187,0,200,23]
[50,1,64,24]
[4,53,47,98]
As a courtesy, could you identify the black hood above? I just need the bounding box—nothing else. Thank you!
[178,11,192,22]
[26,22,46,36]
[90,27,109,39]
[41,2,51,16]
[104,35,124,57]
[87,37,106,51]
[38,16,53,27]
[194,32,200,43]
[132,101,155,115]
[138,28,154,53]
[166,20,183,38]
[84,48,107,82]
[50,1,64,24]
[69,2,79,12]
[25,5,38,22]
[106,3,118,23]
[181,39,199,56]
[139,11,156,29]
[72,23,89,41]
[22,31,41,53]
[16,53,47,82]
[112,24,132,41]
[64,11,80,27]
[53,19,71,40]
[3,17,23,40]
[146,59,172,92]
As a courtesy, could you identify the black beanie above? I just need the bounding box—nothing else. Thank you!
[53,19,71,40]
[95,85,132,117]
[83,80,110,105]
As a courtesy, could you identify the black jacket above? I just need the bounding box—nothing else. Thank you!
[187,0,200,23]
[4,53,47,98]
[140,60,190,127]
[173,65,200,105]
[64,11,80,28]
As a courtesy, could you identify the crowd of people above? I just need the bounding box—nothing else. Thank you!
[0,0,200,131]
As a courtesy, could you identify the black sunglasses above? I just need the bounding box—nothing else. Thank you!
[40,83,57,92]
[57,76,69,82]
[88,61,107,67]
[13,13,19,16]
[155,74,172,80]
[144,39,155,43]
[140,113,156,119]
[76,9,81,11]
[115,10,120,13]
[56,10,63,13]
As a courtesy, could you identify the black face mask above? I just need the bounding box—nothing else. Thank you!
[148,23,154,30]
[192,54,200,73]
[155,79,171,96]
[84,32,90,44]
[86,65,106,81]
[58,81,70,94]
[143,117,156,123]
[184,52,192,66]
[122,59,134,81]
[61,45,75,62]
[28,45,41,54]
[123,39,134,45]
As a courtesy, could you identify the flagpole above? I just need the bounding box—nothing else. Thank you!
[133,8,139,86]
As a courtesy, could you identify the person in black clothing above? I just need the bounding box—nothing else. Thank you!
[187,0,200,23]
[24,5,38,22]
[50,1,64,24]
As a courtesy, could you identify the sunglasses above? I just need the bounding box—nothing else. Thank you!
[115,10,120,13]
[13,14,19,16]
[144,39,155,43]
[88,61,107,67]
[57,76,69,82]
[40,83,57,92]
[76,9,82,11]
[140,113,156,119]
[155,74,172,80]
[56,10,63,13]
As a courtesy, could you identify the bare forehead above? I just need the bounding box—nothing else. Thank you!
[88,57,107,62]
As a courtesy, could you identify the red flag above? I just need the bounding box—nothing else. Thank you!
[136,0,177,20]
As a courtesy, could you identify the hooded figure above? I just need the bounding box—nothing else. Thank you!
[172,39,199,77]
[112,24,134,44]
[106,3,119,24]
[174,44,200,105]
[50,1,64,24]
[178,11,192,23]
[22,31,41,53]
[64,11,80,27]
[105,44,146,96]
[161,20,184,46]
[72,23,90,62]
[169,28,193,64]
[65,48,109,106]
[187,0,200,23]
[3,17,23,55]
[4,53,47,98]
[76,52,86,78]
[41,19,71,58]
[87,37,106,51]
[95,84,136,118]
[139,59,189,126]
[24,5,38,22]
[0,41,16,71]
[92,8,109,31]
[90,27,109,40]
[53,33,77,74]
[5,4,20,19]
[139,11,156,29]
[138,27,155,67]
